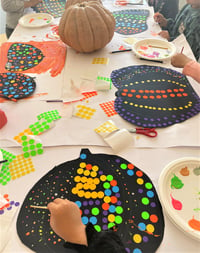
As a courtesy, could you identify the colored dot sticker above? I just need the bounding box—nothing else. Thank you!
[133,234,142,243]
[141,211,150,220]
[92,207,99,215]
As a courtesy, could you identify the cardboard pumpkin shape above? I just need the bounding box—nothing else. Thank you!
[111,65,200,128]
[17,149,164,253]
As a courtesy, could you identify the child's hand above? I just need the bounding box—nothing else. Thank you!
[171,53,193,68]
[154,12,167,27]
[47,198,87,245]
[158,31,170,40]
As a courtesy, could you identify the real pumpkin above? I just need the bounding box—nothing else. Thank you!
[59,1,116,53]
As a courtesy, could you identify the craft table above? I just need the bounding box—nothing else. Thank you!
[0,1,200,253]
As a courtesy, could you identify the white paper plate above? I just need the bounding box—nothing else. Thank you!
[158,157,200,241]
[132,38,176,61]
[19,13,54,28]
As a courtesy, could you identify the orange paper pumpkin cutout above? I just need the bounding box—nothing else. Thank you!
[0,41,67,77]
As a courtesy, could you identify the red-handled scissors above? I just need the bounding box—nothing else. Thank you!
[128,127,157,137]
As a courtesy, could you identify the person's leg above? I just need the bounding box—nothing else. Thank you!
[6,26,14,39]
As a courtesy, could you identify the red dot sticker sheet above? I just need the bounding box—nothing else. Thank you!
[99,101,118,117]
[17,149,164,253]
[111,65,200,128]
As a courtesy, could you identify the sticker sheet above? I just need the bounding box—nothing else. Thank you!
[17,149,164,253]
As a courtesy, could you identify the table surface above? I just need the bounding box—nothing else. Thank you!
[1,1,200,253]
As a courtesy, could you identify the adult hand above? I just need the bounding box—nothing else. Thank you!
[154,12,167,27]
[158,30,170,40]
[47,198,87,245]
[171,53,193,68]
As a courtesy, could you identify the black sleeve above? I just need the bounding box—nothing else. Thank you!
[63,223,98,253]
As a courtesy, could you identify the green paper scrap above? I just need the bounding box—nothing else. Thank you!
[21,135,44,158]
[97,76,112,89]
[37,110,61,121]
[0,149,16,186]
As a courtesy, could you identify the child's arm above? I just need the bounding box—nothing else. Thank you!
[47,198,87,246]
[171,53,200,83]
[48,198,127,253]
[183,61,200,83]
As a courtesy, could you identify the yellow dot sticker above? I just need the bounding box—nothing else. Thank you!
[133,234,142,243]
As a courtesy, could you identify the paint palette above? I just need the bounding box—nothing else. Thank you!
[132,38,176,61]
[158,157,200,241]
[19,13,54,28]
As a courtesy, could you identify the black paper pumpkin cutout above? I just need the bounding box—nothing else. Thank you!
[17,149,164,253]
[5,43,44,72]
[0,73,36,100]
[33,0,65,18]
[113,9,149,35]
[111,65,200,128]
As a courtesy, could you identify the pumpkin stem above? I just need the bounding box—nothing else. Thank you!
[79,3,86,7]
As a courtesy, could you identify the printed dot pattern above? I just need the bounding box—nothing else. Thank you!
[9,154,35,180]
[111,65,200,128]
[20,135,43,158]
[94,120,119,134]
[5,43,44,72]
[92,58,109,65]
[0,73,36,100]
[99,101,117,117]
[0,197,20,215]
[0,149,16,186]
[97,76,112,89]
[0,193,10,210]
[33,0,65,18]
[113,9,150,35]
[17,149,164,253]
[37,110,61,121]
[73,105,96,120]
[14,129,33,144]
[81,91,98,101]
[29,120,52,135]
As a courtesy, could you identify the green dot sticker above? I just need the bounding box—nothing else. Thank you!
[107,175,113,181]
[115,215,123,224]
[141,211,150,220]
[116,206,123,214]
[103,182,110,189]
[145,182,153,189]
[141,197,149,205]
[120,163,127,170]
[92,207,100,215]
